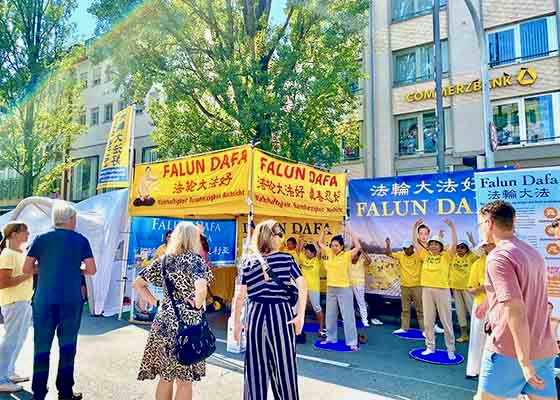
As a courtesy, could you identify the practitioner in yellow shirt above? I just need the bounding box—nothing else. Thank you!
[350,250,372,328]
[450,238,479,343]
[466,241,495,378]
[297,237,325,337]
[317,227,362,351]
[386,238,424,333]
[284,237,298,259]
[413,218,457,360]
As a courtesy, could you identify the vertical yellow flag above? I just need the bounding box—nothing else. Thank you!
[97,106,134,190]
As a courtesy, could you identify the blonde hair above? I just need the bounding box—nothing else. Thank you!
[0,221,28,252]
[166,222,201,256]
[251,219,281,255]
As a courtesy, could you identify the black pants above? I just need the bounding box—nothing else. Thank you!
[364,293,382,320]
[32,302,83,399]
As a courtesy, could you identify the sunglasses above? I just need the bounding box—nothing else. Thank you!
[272,231,284,238]
[553,221,560,228]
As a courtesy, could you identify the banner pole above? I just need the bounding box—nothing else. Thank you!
[118,105,136,321]
[246,143,256,252]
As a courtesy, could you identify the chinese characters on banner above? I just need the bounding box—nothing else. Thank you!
[97,106,134,190]
[474,167,560,300]
[252,149,346,220]
[348,170,479,297]
[129,146,251,217]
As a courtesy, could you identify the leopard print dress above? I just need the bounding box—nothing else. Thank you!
[137,251,214,382]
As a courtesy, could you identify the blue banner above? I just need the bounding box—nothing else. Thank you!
[475,167,560,300]
[349,170,480,296]
[128,217,237,266]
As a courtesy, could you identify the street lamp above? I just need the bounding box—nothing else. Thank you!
[463,0,495,168]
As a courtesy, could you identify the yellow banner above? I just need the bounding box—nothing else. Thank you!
[97,106,134,190]
[129,146,251,217]
[252,150,347,220]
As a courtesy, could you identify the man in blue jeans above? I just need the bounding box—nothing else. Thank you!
[23,201,96,400]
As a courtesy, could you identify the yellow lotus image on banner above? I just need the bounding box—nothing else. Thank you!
[252,149,347,219]
[129,146,251,217]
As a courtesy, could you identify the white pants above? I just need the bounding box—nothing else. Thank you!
[0,301,32,383]
[352,286,368,324]
[466,303,487,376]
[308,291,322,313]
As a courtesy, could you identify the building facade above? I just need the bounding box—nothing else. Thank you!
[363,0,560,177]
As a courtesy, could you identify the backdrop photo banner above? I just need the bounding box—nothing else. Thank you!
[129,146,251,217]
[474,167,560,298]
[348,170,480,297]
[128,217,237,266]
[252,150,346,219]
[97,106,134,190]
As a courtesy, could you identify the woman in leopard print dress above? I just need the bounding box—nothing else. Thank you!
[133,222,213,400]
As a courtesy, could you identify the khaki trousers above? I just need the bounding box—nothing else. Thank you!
[422,287,455,352]
[453,289,474,328]
[400,286,424,330]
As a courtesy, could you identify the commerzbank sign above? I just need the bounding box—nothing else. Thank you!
[405,67,538,103]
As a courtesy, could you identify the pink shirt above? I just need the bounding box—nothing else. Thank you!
[485,237,557,360]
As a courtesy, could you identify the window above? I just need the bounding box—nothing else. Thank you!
[488,16,558,67]
[90,107,99,126]
[104,66,113,83]
[397,110,448,156]
[142,147,159,163]
[80,72,88,88]
[493,92,560,146]
[392,0,447,23]
[79,113,87,126]
[393,41,449,85]
[104,103,113,123]
[93,68,101,86]
[71,156,99,202]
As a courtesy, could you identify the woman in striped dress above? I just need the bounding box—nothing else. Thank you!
[232,220,308,400]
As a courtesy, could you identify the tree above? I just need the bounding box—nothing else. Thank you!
[88,0,368,167]
[0,0,78,197]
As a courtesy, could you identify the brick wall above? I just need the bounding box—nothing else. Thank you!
[483,0,556,28]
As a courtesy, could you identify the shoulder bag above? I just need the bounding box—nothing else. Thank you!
[162,256,216,366]
[254,252,299,307]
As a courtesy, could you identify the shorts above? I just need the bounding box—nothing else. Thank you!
[308,291,322,313]
[479,351,557,398]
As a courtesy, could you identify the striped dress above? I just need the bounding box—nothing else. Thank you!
[240,252,302,400]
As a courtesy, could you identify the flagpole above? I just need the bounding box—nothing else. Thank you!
[118,104,136,321]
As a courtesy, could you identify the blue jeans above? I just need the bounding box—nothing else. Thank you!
[31,302,83,400]
[0,301,32,384]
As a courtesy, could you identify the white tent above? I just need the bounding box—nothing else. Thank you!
[0,190,129,316]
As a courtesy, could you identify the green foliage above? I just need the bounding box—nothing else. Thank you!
[90,0,367,167]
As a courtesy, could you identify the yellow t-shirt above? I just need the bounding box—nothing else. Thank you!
[299,255,321,292]
[450,252,479,290]
[468,255,487,305]
[285,249,299,260]
[324,248,352,288]
[419,249,452,289]
[393,252,422,287]
[0,248,33,306]
[349,259,366,287]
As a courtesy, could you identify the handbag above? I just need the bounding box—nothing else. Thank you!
[254,252,299,307]
[162,256,216,366]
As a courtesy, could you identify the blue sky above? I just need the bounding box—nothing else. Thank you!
[71,0,288,40]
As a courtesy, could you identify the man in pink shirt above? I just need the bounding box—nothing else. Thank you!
[476,200,558,399]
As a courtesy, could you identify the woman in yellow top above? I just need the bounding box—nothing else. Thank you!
[450,238,479,343]
[350,250,372,328]
[297,237,325,337]
[317,227,362,351]
[0,222,32,393]
[412,218,457,360]
[465,241,495,378]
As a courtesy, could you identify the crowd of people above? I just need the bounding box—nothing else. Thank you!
[1,200,560,400]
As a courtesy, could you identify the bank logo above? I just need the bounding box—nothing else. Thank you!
[517,67,538,86]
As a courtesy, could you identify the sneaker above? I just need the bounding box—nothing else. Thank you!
[370,318,383,326]
[318,328,327,338]
[456,335,469,343]
[448,352,457,360]
[434,325,445,334]
[362,320,370,327]
[0,382,23,392]
[58,392,83,400]
[421,349,435,356]
[10,373,30,383]
[393,328,407,334]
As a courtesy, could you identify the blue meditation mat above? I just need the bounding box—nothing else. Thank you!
[409,348,464,365]
[393,328,425,340]
[313,340,358,352]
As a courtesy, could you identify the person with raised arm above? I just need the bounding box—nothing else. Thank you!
[413,218,457,360]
